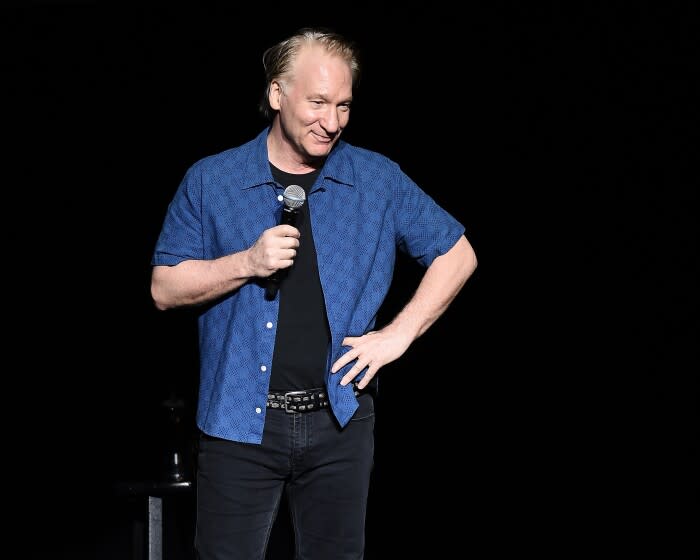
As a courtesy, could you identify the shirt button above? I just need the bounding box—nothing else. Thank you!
[277,195,284,202]
[266,321,273,329]
[255,407,262,414]
[260,365,267,372]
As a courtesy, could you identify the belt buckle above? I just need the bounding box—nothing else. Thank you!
[283,390,309,413]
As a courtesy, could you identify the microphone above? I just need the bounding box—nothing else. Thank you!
[265,184,306,299]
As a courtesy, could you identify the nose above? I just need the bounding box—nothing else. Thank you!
[320,107,340,134]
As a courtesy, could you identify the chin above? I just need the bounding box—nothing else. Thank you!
[305,146,333,159]
[314,139,338,153]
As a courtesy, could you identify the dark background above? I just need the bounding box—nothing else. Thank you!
[6,2,696,558]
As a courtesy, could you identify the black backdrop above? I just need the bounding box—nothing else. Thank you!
[7,3,696,559]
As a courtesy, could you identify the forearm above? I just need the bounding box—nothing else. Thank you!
[383,235,477,342]
[151,250,254,310]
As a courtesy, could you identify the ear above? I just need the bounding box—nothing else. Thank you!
[269,81,283,111]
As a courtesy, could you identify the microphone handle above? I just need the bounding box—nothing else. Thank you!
[278,206,299,227]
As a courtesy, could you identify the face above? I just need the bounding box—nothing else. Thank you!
[269,45,353,162]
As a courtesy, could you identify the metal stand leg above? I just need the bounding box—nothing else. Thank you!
[148,496,163,560]
[115,480,193,559]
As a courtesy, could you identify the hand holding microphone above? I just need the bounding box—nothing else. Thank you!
[265,185,306,299]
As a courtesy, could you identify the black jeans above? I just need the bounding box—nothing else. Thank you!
[195,393,375,560]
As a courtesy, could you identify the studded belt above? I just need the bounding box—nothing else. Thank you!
[266,385,361,413]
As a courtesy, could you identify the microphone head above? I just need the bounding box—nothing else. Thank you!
[282,184,306,210]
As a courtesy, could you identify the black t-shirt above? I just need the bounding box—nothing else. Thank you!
[269,164,331,391]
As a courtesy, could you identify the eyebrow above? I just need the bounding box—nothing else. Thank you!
[311,93,353,104]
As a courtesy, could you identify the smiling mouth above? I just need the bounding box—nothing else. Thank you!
[311,131,335,143]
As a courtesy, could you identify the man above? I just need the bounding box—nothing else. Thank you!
[151,27,477,559]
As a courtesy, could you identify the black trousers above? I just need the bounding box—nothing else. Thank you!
[195,393,375,560]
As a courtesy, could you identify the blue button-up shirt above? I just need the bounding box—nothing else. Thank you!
[152,128,465,443]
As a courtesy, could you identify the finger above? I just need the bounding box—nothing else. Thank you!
[331,353,353,374]
[341,367,373,387]
[355,372,374,390]
[340,360,368,386]
[280,237,300,250]
[277,224,300,238]
[340,372,356,386]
